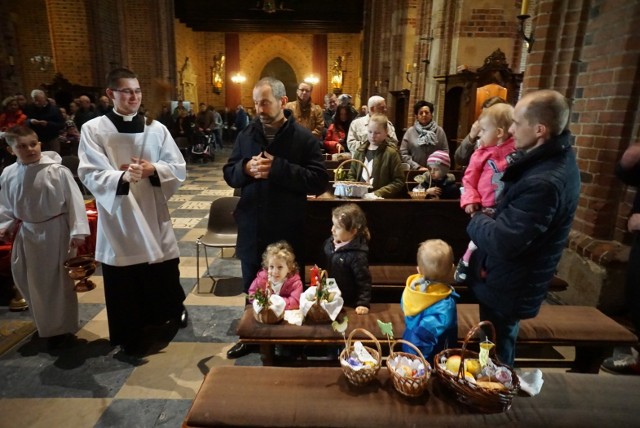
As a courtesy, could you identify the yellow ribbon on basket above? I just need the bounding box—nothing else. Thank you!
[479,340,495,367]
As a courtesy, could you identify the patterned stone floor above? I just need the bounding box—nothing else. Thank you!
[0,148,262,427]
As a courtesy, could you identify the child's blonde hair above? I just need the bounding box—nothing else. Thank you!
[417,239,454,283]
[479,103,514,138]
[368,113,388,131]
[261,241,298,275]
[332,203,370,241]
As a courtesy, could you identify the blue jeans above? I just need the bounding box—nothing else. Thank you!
[478,303,520,366]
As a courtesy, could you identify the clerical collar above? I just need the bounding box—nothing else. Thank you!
[112,109,138,122]
[106,110,145,133]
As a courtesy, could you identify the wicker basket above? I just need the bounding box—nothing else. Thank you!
[434,321,520,413]
[386,339,431,397]
[253,308,283,324]
[339,328,382,386]
[333,159,371,198]
[407,171,432,199]
[304,302,332,324]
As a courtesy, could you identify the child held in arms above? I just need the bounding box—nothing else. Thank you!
[248,241,303,310]
[321,203,372,314]
[0,125,89,350]
[455,103,516,283]
[348,113,405,199]
[424,150,460,199]
[401,239,459,362]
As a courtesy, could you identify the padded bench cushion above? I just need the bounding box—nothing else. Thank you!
[237,304,405,342]
[184,366,640,427]
[237,303,637,346]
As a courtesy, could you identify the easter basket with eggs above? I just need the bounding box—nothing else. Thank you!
[337,326,382,387]
[333,159,371,198]
[250,282,285,324]
[300,266,344,324]
[386,339,431,397]
[434,321,520,413]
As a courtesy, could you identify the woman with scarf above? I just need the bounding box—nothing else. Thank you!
[400,101,449,171]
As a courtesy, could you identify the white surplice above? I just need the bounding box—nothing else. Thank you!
[0,152,90,337]
[78,116,186,266]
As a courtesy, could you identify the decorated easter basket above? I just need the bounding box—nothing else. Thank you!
[333,159,371,198]
[408,171,432,200]
[339,328,382,387]
[386,339,431,397]
[331,143,352,161]
[305,302,333,324]
[434,321,520,413]
[250,286,284,325]
[253,308,283,324]
[303,267,343,324]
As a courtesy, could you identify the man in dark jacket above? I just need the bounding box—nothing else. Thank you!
[25,89,65,152]
[223,77,328,358]
[601,143,640,374]
[467,89,580,366]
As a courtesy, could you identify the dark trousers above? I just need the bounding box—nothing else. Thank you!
[479,303,520,367]
[101,258,185,347]
[626,233,640,335]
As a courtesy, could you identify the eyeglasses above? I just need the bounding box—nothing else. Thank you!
[111,88,142,96]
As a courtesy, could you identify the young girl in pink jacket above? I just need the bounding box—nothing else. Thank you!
[455,103,516,282]
[248,241,303,310]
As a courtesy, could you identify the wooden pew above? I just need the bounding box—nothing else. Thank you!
[184,366,640,427]
[303,197,567,303]
[236,303,638,373]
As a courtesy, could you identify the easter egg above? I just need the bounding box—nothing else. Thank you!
[445,355,462,373]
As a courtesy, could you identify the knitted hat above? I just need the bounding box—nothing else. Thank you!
[427,150,451,168]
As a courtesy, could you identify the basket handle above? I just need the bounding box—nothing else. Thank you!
[335,158,371,183]
[390,339,430,373]
[346,328,382,365]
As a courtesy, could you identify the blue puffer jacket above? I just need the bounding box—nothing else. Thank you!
[401,274,458,363]
[467,131,580,319]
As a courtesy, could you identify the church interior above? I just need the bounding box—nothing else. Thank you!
[0,0,639,426]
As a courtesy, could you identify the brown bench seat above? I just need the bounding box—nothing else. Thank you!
[183,366,640,427]
[237,303,637,372]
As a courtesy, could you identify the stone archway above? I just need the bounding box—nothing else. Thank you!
[261,57,297,100]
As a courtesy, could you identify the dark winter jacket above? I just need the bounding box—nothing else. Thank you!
[616,161,640,214]
[428,174,460,200]
[467,130,580,319]
[321,235,372,308]
[223,111,328,266]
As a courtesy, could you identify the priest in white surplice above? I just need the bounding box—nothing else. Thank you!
[0,126,89,349]
[78,68,187,358]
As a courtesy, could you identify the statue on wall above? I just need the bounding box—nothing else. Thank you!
[180,57,197,104]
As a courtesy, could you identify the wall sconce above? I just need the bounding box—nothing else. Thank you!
[331,56,344,93]
[405,63,417,84]
[304,74,319,85]
[211,53,225,94]
[30,55,53,71]
[231,73,246,84]
[518,0,534,53]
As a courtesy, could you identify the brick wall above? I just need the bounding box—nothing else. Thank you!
[526,0,640,245]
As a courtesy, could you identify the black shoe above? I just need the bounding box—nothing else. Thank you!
[46,334,76,351]
[227,342,252,359]
[178,308,189,329]
[114,348,148,366]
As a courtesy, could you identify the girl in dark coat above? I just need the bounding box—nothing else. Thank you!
[321,203,372,314]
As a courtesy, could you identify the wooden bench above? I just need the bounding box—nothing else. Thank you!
[183,366,640,427]
[236,303,637,373]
